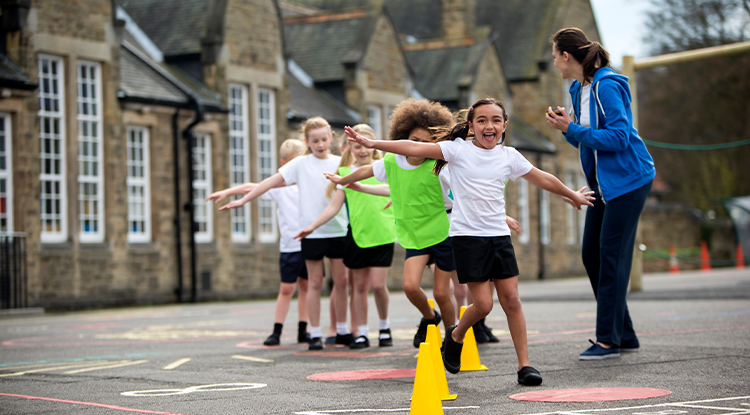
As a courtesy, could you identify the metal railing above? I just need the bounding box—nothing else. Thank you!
[0,233,27,309]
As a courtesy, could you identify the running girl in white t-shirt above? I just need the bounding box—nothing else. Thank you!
[344,98,594,386]
[295,124,395,349]
[220,117,353,350]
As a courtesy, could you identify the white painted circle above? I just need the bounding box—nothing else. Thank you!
[122,383,267,397]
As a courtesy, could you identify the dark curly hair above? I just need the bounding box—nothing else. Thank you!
[388,98,454,141]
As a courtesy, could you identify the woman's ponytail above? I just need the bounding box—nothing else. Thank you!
[552,28,610,84]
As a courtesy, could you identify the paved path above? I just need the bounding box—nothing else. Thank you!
[1,268,748,414]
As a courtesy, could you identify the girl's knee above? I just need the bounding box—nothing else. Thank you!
[279,283,296,296]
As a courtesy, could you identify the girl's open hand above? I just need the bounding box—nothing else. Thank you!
[206,190,228,204]
[218,199,245,211]
[344,126,375,148]
[563,186,595,209]
[324,172,344,184]
[546,106,572,133]
[294,226,314,240]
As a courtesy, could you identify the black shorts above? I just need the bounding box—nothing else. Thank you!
[451,236,519,283]
[279,251,308,283]
[404,237,456,272]
[301,236,346,261]
[343,226,394,269]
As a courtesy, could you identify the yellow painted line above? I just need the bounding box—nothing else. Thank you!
[0,361,117,377]
[64,359,148,374]
[162,358,191,370]
[231,355,273,363]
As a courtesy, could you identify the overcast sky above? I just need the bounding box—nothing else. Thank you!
[590,0,655,67]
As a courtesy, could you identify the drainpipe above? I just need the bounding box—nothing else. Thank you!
[537,153,546,280]
[172,110,184,302]
[183,97,204,303]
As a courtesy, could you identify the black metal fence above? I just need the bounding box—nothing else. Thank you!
[0,233,27,309]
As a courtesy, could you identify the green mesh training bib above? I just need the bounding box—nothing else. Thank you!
[339,166,396,248]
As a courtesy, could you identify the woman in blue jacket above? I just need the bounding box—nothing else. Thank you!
[546,27,655,360]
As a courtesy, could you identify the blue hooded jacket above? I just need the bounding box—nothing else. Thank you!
[564,67,655,202]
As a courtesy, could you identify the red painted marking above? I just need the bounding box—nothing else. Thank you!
[294,351,414,358]
[308,369,416,381]
[0,392,189,414]
[235,341,308,350]
[1,334,255,348]
[64,323,124,330]
[509,387,671,402]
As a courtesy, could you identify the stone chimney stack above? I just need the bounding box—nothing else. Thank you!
[441,0,476,39]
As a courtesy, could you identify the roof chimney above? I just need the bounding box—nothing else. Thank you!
[441,0,475,39]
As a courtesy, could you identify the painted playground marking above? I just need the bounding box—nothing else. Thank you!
[0,392,188,415]
[307,369,416,381]
[517,395,750,415]
[121,383,267,397]
[294,406,480,414]
[0,359,148,377]
[510,387,672,403]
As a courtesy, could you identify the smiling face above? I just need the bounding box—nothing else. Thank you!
[349,141,375,167]
[468,104,507,150]
[305,127,332,159]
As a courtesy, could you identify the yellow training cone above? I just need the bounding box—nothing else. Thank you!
[427,299,443,349]
[459,306,488,372]
[426,325,457,401]
[410,343,444,415]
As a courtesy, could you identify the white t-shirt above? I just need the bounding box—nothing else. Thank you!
[278,154,348,239]
[580,84,592,127]
[261,186,301,253]
[372,155,453,210]
[437,139,533,237]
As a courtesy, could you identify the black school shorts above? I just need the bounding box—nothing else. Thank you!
[279,251,308,283]
[343,226,394,269]
[404,237,456,272]
[300,236,346,261]
[451,236,519,283]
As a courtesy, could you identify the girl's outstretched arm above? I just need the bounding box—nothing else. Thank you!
[294,189,346,240]
[344,126,444,160]
[522,167,594,210]
[345,182,391,197]
[207,182,257,204]
[219,172,285,211]
[324,164,375,186]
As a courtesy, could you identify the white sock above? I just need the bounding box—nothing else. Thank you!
[378,319,390,331]
[357,325,369,339]
[336,322,349,335]
[310,326,322,339]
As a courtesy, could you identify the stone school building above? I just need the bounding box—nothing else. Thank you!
[1,0,606,309]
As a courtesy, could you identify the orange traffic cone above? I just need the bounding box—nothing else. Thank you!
[669,245,679,273]
[737,244,745,268]
[410,343,444,415]
[700,241,711,271]
[458,306,488,372]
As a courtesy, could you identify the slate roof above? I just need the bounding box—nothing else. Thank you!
[284,14,370,82]
[0,53,36,90]
[287,70,359,126]
[476,0,558,81]
[116,0,208,56]
[119,41,225,111]
[507,118,556,154]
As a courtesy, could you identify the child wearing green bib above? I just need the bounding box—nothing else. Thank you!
[295,124,396,349]
[344,98,594,386]
[325,99,458,348]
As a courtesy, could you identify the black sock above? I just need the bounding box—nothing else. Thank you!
[298,321,308,333]
[273,323,283,335]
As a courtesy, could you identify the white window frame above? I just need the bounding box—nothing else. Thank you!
[517,179,530,244]
[367,105,382,140]
[76,60,104,243]
[565,172,577,245]
[540,189,550,245]
[257,88,277,243]
[192,133,213,243]
[0,113,12,233]
[38,54,67,243]
[578,173,588,243]
[229,83,251,243]
[126,126,151,243]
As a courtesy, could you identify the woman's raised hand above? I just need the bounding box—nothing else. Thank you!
[344,126,375,148]
[546,106,572,133]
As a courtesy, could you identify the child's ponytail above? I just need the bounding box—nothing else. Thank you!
[432,118,470,176]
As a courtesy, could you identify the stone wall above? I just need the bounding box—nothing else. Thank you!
[363,15,406,95]
[33,0,110,42]
[472,47,510,106]
[224,0,282,72]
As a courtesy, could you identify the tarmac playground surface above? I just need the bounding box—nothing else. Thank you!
[0,268,748,414]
